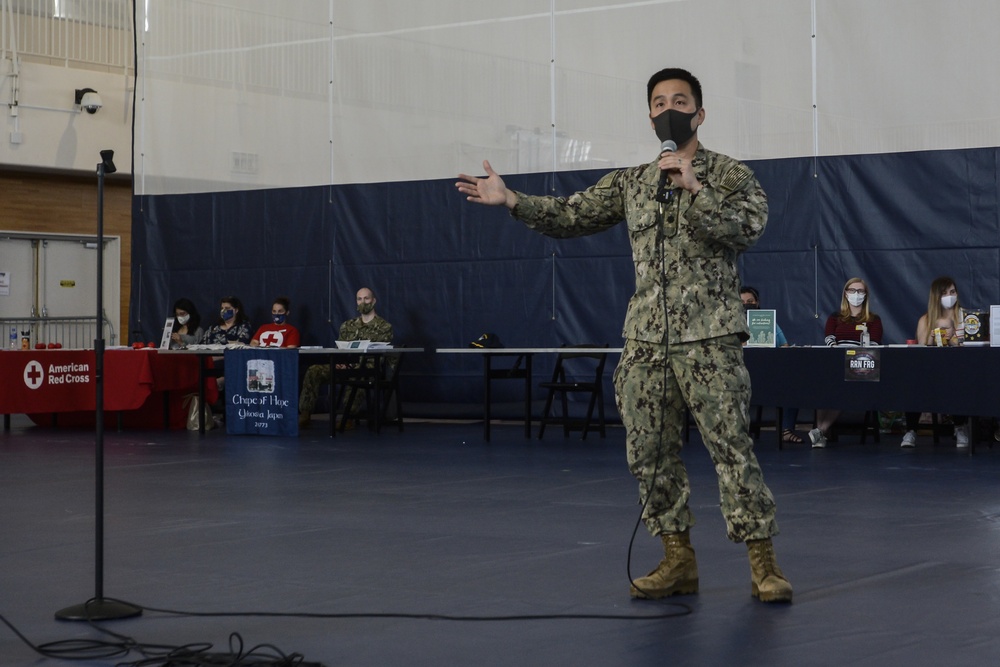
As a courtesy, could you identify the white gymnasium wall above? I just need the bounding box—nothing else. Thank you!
[0,60,132,173]
[0,0,132,172]
[815,0,1000,156]
[134,0,814,193]
[4,1,1000,188]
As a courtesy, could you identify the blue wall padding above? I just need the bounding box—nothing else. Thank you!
[132,147,1000,408]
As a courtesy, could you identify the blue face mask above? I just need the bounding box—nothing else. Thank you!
[220,308,235,321]
[272,314,286,324]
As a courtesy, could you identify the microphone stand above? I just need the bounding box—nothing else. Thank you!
[55,151,142,622]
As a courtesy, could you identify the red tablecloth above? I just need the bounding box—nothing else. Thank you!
[0,349,216,429]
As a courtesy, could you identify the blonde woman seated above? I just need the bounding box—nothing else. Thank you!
[808,277,883,448]
[915,277,964,347]
[900,276,968,448]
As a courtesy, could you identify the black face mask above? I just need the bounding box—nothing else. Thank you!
[743,303,758,313]
[652,108,699,148]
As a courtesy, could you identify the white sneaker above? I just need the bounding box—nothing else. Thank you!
[808,428,827,449]
[955,425,969,448]
[900,430,916,448]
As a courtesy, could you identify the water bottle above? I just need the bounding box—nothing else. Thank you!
[8,326,16,350]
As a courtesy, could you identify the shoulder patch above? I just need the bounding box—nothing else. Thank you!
[595,170,621,190]
[719,164,753,193]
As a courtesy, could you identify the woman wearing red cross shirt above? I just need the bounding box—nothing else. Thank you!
[250,296,300,348]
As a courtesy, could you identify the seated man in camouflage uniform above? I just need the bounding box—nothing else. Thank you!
[455,67,791,603]
[298,287,393,428]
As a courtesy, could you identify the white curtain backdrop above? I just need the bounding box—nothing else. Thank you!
[134,0,1000,195]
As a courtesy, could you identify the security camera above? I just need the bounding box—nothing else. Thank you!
[74,88,103,114]
[81,92,102,114]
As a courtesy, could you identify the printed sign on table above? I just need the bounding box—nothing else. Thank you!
[844,348,880,382]
[225,348,298,436]
[746,309,777,347]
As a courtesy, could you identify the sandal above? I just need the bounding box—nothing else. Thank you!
[782,429,803,444]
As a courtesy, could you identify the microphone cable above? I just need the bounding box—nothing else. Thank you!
[1,589,693,666]
[625,166,684,603]
[0,607,319,667]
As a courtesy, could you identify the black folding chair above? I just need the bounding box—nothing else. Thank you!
[335,351,404,433]
[537,344,609,439]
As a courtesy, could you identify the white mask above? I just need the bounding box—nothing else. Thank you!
[846,293,866,307]
[941,294,957,309]
[176,314,190,325]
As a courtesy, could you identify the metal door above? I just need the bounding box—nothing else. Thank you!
[0,233,120,347]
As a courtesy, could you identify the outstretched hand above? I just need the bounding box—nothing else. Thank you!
[456,160,516,208]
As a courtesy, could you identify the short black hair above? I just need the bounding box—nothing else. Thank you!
[647,68,702,109]
[273,296,291,312]
[739,285,760,304]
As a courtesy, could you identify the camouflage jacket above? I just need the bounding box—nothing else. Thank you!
[510,144,767,345]
[339,314,393,343]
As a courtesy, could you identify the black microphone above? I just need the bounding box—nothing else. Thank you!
[656,139,677,203]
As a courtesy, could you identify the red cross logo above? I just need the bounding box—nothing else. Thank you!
[23,360,45,390]
[260,331,284,347]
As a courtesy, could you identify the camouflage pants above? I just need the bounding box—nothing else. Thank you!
[613,335,777,542]
[299,363,329,415]
[298,363,366,416]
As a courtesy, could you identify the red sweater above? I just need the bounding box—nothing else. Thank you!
[824,314,883,346]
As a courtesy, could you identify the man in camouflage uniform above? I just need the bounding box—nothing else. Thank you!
[298,287,393,427]
[455,68,791,603]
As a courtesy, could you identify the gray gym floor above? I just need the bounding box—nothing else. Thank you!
[1,415,998,666]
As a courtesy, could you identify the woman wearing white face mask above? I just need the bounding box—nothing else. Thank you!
[169,297,203,349]
[915,277,964,347]
[822,277,883,347]
[900,276,968,449]
[809,277,884,448]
